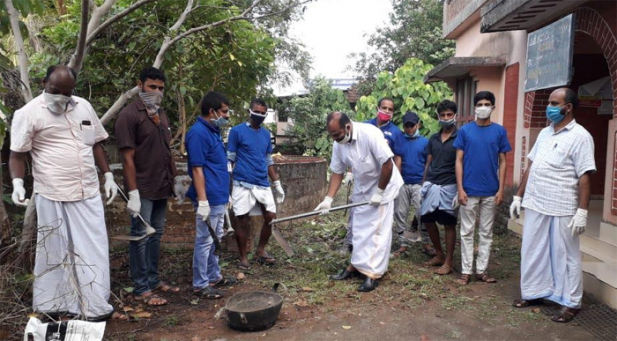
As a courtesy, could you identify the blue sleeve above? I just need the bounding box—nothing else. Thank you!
[453,128,465,150]
[227,127,238,154]
[499,127,512,153]
[186,130,207,167]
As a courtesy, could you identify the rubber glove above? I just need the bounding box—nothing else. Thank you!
[568,208,588,237]
[273,180,285,203]
[370,188,384,207]
[104,172,118,205]
[173,176,186,203]
[342,172,354,185]
[510,195,522,220]
[314,196,333,214]
[127,190,141,218]
[11,178,29,207]
[197,200,210,221]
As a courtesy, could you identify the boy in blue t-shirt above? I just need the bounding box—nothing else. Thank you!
[227,99,285,270]
[453,91,511,285]
[391,111,433,257]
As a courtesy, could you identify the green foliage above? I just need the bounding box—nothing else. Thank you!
[282,78,352,158]
[349,0,454,95]
[355,58,452,136]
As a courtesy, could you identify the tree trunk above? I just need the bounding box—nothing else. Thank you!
[178,90,186,155]
[4,0,33,102]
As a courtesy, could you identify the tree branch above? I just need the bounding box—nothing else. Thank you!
[85,0,159,46]
[169,0,193,31]
[4,0,32,102]
[67,0,90,73]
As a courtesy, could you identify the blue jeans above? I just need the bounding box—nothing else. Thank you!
[193,204,225,290]
[129,198,167,296]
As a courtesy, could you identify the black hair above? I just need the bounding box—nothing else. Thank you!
[437,99,458,114]
[326,111,350,129]
[250,98,268,109]
[139,66,166,84]
[201,91,230,116]
[564,88,579,109]
[378,97,394,108]
[43,65,77,83]
[474,91,495,106]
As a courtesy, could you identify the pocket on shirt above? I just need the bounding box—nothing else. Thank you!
[82,125,96,146]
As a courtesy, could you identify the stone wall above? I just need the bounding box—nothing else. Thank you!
[104,156,328,251]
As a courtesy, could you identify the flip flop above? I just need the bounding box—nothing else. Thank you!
[424,256,445,267]
[434,264,453,275]
[135,293,168,306]
[153,282,180,293]
[512,298,543,308]
[255,254,276,265]
[110,311,129,321]
[238,262,251,270]
[193,286,224,299]
[551,307,580,323]
[210,276,239,288]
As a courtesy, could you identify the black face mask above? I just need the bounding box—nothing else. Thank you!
[251,113,266,126]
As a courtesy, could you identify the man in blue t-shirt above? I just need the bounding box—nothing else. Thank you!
[185,91,238,299]
[453,91,511,285]
[364,97,403,153]
[227,98,285,270]
[391,111,432,257]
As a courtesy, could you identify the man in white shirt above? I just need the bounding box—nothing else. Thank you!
[510,88,595,323]
[9,65,123,321]
[315,112,403,292]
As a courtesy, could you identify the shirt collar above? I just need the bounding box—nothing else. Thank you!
[245,121,261,130]
[436,126,458,140]
[550,119,577,134]
[350,121,358,143]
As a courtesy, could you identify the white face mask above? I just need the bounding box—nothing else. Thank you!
[336,125,352,144]
[44,92,72,114]
[475,106,492,119]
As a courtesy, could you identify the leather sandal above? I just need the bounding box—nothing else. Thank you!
[512,298,543,308]
[551,307,580,323]
[329,268,357,280]
[358,277,379,292]
[476,272,497,283]
[457,274,472,285]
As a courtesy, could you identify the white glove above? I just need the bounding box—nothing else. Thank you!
[510,195,522,220]
[11,178,29,207]
[568,208,588,237]
[228,196,233,209]
[227,161,233,173]
[314,196,333,214]
[342,172,354,185]
[104,172,118,205]
[452,194,459,210]
[173,176,185,203]
[127,190,141,218]
[197,200,210,222]
[369,188,384,207]
[273,180,285,203]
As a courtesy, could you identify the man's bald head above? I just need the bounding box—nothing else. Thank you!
[44,65,77,97]
[326,111,352,142]
[549,87,579,117]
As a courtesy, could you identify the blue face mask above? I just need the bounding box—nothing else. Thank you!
[210,110,229,128]
[405,130,420,139]
[546,105,565,123]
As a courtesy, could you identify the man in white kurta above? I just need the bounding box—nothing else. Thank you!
[510,88,595,323]
[9,65,120,321]
[315,112,403,292]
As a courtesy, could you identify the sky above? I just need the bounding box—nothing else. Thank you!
[272,0,393,96]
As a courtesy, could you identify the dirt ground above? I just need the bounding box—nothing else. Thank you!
[100,198,598,341]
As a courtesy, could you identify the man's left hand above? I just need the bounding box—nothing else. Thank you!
[273,180,285,203]
[495,190,504,206]
[104,172,118,205]
[370,188,384,207]
[173,176,186,203]
[568,208,588,237]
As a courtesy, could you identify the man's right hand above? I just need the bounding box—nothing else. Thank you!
[510,195,522,220]
[314,196,333,215]
[456,189,468,207]
[127,190,141,218]
[197,201,210,221]
[11,178,29,207]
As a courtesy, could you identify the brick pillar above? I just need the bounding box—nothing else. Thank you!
[503,63,519,187]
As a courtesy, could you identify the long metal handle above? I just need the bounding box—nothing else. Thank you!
[115,184,155,235]
[269,201,369,225]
